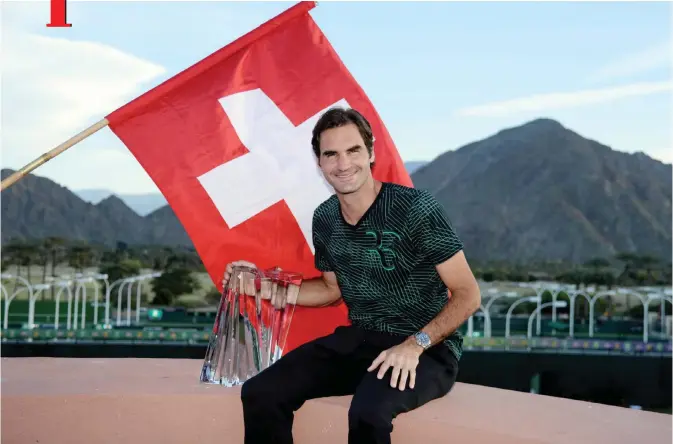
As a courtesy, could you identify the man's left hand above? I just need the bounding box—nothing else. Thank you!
[367,338,423,391]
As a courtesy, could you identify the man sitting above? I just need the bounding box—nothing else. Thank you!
[222,107,481,444]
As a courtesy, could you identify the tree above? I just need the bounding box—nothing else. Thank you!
[67,244,95,274]
[43,237,66,300]
[204,286,222,306]
[150,267,200,306]
[2,241,39,292]
[99,258,142,285]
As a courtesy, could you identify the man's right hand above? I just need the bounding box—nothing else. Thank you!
[222,260,257,288]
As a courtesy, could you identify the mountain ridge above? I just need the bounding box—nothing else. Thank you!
[410,118,671,263]
[2,118,670,264]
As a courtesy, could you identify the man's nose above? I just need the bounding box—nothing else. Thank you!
[336,154,351,170]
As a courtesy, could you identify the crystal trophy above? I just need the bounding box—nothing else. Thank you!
[200,265,302,386]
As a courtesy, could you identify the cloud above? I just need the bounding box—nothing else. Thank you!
[2,30,166,158]
[1,7,167,192]
[587,42,672,84]
[454,81,672,117]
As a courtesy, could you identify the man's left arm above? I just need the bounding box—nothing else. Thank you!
[406,190,482,343]
[368,191,481,390]
[413,250,482,346]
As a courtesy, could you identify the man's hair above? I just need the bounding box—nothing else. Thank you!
[311,107,374,165]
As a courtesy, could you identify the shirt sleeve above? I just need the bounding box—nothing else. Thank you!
[312,211,332,272]
[410,190,464,265]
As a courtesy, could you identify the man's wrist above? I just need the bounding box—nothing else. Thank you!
[408,331,432,352]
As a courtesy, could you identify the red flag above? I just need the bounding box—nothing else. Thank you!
[106,1,412,352]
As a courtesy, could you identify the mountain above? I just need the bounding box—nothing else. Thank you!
[74,161,429,214]
[0,169,192,247]
[2,118,670,264]
[404,161,428,174]
[76,189,168,216]
[410,118,672,263]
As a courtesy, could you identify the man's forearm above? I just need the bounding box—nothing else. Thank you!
[416,287,481,346]
[296,278,342,307]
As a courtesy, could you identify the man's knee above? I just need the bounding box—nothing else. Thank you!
[241,371,277,407]
[348,395,394,431]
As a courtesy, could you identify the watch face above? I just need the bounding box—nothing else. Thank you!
[416,332,430,347]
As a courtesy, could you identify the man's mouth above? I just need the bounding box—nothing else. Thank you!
[335,172,356,180]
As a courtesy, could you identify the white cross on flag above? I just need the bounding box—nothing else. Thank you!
[106,1,412,351]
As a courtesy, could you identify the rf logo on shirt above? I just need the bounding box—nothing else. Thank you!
[365,230,402,271]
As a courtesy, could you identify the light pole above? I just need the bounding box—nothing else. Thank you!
[505,296,541,338]
[644,293,673,342]
[532,283,564,336]
[0,285,8,327]
[51,280,73,330]
[484,290,518,338]
[87,273,108,326]
[466,304,491,338]
[116,278,135,327]
[528,301,568,339]
[52,274,79,330]
[567,290,591,338]
[0,273,34,330]
[135,272,161,324]
[28,283,52,328]
[104,277,130,327]
[108,273,161,327]
[588,289,646,338]
[73,275,96,330]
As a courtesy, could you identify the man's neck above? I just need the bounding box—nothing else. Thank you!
[338,178,381,225]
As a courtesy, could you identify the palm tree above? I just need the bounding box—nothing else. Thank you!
[43,237,66,300]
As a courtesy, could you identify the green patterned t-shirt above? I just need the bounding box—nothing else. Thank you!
[312,182,465,360]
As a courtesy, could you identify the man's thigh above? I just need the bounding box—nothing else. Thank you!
[348,347,459,425]
[241,326,368,406]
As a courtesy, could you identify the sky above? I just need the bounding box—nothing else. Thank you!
[2,0,672,194]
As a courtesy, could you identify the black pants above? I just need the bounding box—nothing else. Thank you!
[240,325,459,444]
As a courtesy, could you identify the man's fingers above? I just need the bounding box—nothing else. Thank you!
[409,368,416,390]
[389,365,401,388]
[223,260,257,286]
[377,358,393,380]
[367,352,386,372]
[232,260,257,269]
[398,369,409,391]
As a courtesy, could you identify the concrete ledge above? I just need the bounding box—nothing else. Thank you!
[2,358,670,443]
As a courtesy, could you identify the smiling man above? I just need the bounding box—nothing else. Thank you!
[223,107,481,444]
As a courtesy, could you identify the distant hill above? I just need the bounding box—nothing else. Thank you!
[411,118,672,263]
[2,118,670,264]
[0,169,191,247]
[404,161,428,174]
[75,189,168,216]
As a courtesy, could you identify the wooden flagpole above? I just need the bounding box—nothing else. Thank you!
[0,118,109,191]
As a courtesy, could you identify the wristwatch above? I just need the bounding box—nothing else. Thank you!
[413,331,432,350]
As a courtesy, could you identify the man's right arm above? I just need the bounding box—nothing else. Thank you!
[222,261,341,308]
[295,271,342,307]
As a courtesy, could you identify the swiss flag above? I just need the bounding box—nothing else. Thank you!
[106,1,412,352]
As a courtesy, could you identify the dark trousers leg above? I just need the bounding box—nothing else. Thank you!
[347,346,459,444]
[241,326,367,444]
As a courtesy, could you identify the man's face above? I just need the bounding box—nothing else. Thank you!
[317,123,375,195]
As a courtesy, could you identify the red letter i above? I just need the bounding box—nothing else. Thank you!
[47,0,72,28]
